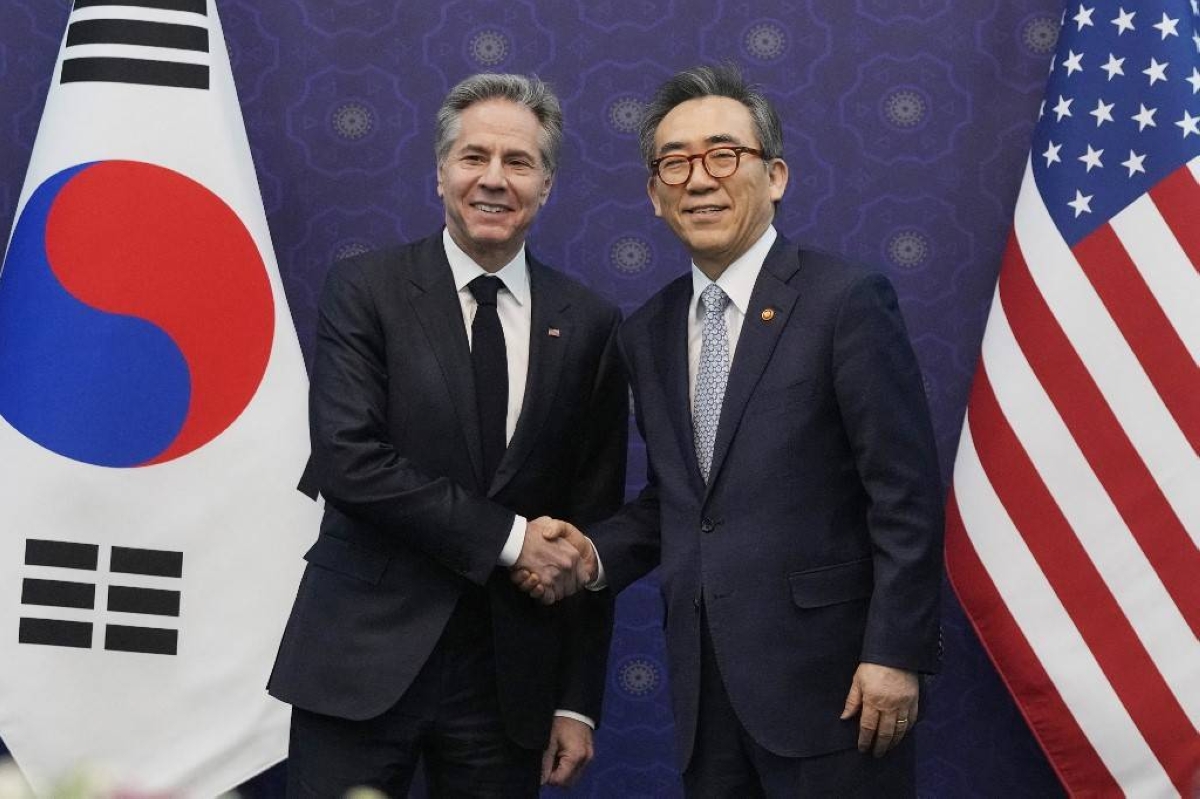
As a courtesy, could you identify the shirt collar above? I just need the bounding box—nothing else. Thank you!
[690,225,777,317]
[443,228,531,307]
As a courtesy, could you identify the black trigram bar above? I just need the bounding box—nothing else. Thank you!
[111,546,183,578]
[61,57,208,90]
[19,618,93,648]
[105,624,177,655]
[73,0,208,13]
[107,585,180,616]
[22,578,96,609]
[67,20,209,52]
[25,539,98,570]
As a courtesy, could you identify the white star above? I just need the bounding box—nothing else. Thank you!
[1111,7,1136,35]
[1089,98,1115,126]
[1187,67,1200,95]
[1152,13,1180,39]
[1101,53,1125,81]
[1068,190,1094,217]
[1039,100,1046,119]
[1143,58,1168,86]
[1053,95,1074,121]
[1194,31,1200,54]
[1132,103,1158,130]
[1043,140,1063,166]
[1192,0,1198,15]
[1078,144,1104,172]
[1074,4,1095,30]
[1121,150,1146,176]
[1177,110,1200,138]
[1062,50,1085,75]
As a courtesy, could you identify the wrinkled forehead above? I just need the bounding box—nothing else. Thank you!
[653,96,757,155]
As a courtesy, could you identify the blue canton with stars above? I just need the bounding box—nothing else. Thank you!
[1033,0,1200,245]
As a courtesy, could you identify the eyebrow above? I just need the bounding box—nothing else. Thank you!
[457,142,539,163]
[656,133,740,155]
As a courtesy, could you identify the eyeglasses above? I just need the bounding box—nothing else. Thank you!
[649,146,763,186]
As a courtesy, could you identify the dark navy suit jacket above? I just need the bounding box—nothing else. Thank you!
[268,233,627,749]
[590,237,943,767]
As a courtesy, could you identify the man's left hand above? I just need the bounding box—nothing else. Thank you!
[541,716,594,787]
[840,663,919,758]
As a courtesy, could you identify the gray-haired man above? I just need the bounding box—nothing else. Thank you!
[269,73,627,797]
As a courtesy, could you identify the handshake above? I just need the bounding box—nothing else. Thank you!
[509,516,598,605]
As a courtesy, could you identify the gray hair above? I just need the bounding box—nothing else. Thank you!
[434,73,563,176]
[637,63,783,168]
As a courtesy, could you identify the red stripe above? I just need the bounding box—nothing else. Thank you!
[1074,223,1200,451]
[1001,236,1200,636]
[1150,166,1200,274]
[967,363,1195,793]
[945,491,1121,797]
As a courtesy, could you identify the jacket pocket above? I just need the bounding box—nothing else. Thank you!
[787,557,873,608]
[304,535,389,585]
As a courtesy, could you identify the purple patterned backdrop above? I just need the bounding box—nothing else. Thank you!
[0,1,1068,795]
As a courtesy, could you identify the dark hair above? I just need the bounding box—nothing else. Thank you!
[435,73,563,175]
[638,63,783,168]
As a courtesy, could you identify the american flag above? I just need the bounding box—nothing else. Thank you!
[946,1,1200,796]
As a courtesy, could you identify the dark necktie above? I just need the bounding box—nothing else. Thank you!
[468,275,508,484]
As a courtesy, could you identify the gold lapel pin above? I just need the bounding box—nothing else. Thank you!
[760,308,776,322]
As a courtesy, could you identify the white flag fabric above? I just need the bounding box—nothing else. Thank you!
[0,0,319,793]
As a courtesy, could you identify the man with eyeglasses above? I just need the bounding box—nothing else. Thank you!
[268,73,626,797]
[517,63,943,796]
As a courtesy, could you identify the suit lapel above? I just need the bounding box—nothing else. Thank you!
[706,239,800,496]
[406,236,486,491]
[490,255,567,496]
[653,276,707,494]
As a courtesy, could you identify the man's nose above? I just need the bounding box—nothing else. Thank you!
[480,157,506,187]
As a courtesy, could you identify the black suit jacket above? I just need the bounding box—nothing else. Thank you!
[268,233,627,749]
[590,237,943,766]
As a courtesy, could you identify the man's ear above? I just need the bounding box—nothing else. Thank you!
[539,173,554,206]
[646,176,664,218]
[767,158,789,202]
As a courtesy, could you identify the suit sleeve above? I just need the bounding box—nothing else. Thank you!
[309,259,514,585]
[585,326,666,596]
[555,307,627,719]
[832,273,944,673]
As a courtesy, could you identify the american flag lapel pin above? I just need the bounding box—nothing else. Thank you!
[548,327,561,338]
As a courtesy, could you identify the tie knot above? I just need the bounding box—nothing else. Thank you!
[701,284,729,314]
[468,275,505,307]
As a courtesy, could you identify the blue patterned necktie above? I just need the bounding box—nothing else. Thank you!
[694,284,730,483]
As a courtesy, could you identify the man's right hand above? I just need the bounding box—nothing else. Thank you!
[513,516,584,605]
[511,518,597,604]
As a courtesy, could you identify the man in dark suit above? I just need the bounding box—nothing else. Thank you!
[520,64,943,796]
[269,73,627,797]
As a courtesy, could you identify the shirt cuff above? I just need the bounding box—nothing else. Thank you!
[497,514,526,567]
[586,539,607,591]
[554,709,596,729]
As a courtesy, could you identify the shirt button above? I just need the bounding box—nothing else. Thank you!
[701,518,714,533]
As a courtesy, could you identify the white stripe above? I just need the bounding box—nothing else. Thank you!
[981,289,1200,728]
[62,43,209,66]
[1014,157,1200,544]
[953,418,1176,797]
[1189,155,1200,184]
[1111,192,1200,363]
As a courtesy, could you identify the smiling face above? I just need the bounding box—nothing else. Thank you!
[437,98,553,272]
[647,96,788,279]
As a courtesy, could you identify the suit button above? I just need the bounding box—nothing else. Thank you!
[701,518,714,533]
[693,597,701,612]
